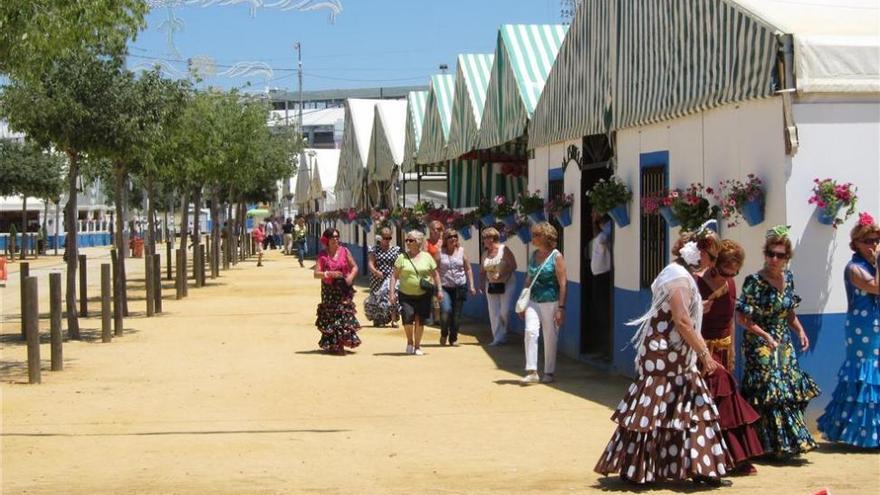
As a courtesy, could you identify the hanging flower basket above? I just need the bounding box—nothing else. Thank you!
[527,211,546,224]
[497,213,516,228]
[741,198,765,227]
[516,224,532,243]
[480,214,495,226]
[817,205,842,225]
[555,207,573,227]
[658,206,680,227]
[587,176,632,222]
[608,204,630,227]
[459,225,472,240]
[809,178,857,228]
[517,191,546,224]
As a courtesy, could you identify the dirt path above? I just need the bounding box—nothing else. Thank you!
[1,247,877,494]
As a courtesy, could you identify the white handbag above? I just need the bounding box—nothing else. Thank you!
[515,250,558,313]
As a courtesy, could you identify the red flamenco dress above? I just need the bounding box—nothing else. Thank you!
[696,275,764,469]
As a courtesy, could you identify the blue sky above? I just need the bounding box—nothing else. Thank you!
[129,0,565,93]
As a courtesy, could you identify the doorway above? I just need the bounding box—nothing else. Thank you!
[579,134,614,360]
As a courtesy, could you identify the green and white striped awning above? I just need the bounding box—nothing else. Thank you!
[529,0,778,148]
[416,74,456,166]
[367,99,407,182]
[446,53,494,160]
[401,90,428,173]
[336,98,381,209]
[477,24,568,151]
[448,160,527,209]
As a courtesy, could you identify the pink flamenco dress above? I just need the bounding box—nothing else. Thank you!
[315,246,361,352]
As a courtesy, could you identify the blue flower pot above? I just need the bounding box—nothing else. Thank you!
[527,211,546,224]
[658,206,680,227]
[459,226,472,240]
[741,199,765,227]
[555,207,573,227]
[362,219,373,231]
[817,206,840,226]
[497,214,516,228]
[480,214,495,226]
[517,225,532,243]
[608,204,630,228]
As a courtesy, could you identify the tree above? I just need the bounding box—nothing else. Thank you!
[0,0,147,79]
[0,51,129,338]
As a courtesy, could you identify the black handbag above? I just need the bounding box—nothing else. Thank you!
[406,253,436,293]
[487,282,506,294]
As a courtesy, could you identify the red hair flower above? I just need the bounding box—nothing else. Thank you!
[859,212,875,227]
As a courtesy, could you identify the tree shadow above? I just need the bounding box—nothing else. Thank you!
[372,352,412,357]
[0,357,81,383]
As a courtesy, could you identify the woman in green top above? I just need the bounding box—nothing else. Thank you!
[517,222,567,384]
[389,230,443,356]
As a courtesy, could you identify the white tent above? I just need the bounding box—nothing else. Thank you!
[335,99,383,209]
[308,148,341,212]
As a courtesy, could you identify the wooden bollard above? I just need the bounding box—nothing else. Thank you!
[23,276,40,384]
[101,263,111,343]
[19,261,29,339]
[153,254,162,313]
[78,254,88,317]
[49,272,63,371]
[166,241,172,281]
[32,233,38,259]
[199,244,207,286]
[145,254,155,317]
[112,252,123,337]
[175,248,183,300]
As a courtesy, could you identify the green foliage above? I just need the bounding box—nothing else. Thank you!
[0,140,65,200]
[586,176,632,214]
[0,0,147,79]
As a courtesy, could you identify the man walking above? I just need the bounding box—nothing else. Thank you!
[293,215,308,267]
[263,218,275,250]
[282,217,294,255]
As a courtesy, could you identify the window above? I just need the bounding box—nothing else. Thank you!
[639,152,669,288]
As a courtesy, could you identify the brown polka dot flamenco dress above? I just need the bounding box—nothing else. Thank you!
[595,266,735,484]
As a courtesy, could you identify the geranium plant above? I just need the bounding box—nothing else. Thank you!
[640,190,674,215]
[712,174,766,227]
[493,195,515,218]
[809,178,857,227]
[587,176,632,215]
[517,191,545,215]
[546,192,574,214]
[669,183,720,231]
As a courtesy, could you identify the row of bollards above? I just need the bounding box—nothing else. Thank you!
[18,237,257,384]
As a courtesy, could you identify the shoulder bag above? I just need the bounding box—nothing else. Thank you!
[406,253,436,294]
[515,250,558,313]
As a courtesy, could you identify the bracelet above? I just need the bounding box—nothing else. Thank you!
[697,349,710,358]
[557,306,565,310]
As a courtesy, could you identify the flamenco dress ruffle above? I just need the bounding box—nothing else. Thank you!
[315,281,362,351]
[817,354,880,448]
[594,371,735,483]
[704,364,764,463]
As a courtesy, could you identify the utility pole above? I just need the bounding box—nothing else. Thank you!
[294,42,305,219]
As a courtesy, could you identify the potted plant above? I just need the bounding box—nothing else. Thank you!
[641,190,677,227]
[712,175,766,227]
[546,192,575,227]
[493,195,516,227]
[355,209,373,231]
[451,211,475,240]
[475,197,494,226]
[669,183,720,231]
[809,178,857,227]
[517,191,546,224]
[514,217,532,243]
[587,176,633,227]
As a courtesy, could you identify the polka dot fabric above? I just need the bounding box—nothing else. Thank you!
[594,309,735,483]
[818,254,880,448]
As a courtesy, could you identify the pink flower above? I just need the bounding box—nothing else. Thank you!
[859,212,875,227]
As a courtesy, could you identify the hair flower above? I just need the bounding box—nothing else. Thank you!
[766,224,791,239]
[680,241,701,267]
[858,212,875,227]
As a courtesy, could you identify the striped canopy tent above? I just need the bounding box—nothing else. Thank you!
[366,99,407,208]
[446,54,494,160]
[335,98,381,209]
[527,0,879,149]
[415,74,455,172]
[400,91,428,174]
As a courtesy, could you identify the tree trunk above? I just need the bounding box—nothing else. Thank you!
[65,151,80,338]
[146,182,156,257]
[210,188,221,279]
[20,196,27,260]
[179,190,190,296]
[113,165,129,317]
[54,200,60,256]
[191,187,202,281]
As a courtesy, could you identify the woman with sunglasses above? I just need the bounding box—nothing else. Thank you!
[595,224,734,487]
[365,227,400,327]
[480,227,517,346]
[389,230,443,355]
[736,226,820,458]
[818,213,880,448]
[314,228,361,355]
[437,228,476,346]
[696,239,763,474]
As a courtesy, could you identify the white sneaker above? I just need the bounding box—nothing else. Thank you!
[520,372,539,384]
[406,344,414,355]
[540,373,555,384]
[488,340,505,347]
[413,348,425,356]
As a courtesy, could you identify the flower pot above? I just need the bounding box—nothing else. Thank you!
[608,204,630,228]
[361,219,373,231]
[497,214,516,228]
[555,207,573,227]
[517,225,532,243]
[459,226,472,240]
[741,199,765,227]
[527,211,546,224]
[480,214,495,226]
[817,205,841,226]
[658,206,680,227]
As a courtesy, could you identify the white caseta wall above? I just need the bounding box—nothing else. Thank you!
[615,97,789,292]
[786,99,880,315]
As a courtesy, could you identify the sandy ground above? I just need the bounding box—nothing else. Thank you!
[1,246,878,494]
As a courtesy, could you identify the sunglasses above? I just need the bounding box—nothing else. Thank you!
[381,236,392,240]
[765,251,788,260]
[860,237,880,245]
[405,238,417,243]
[445,235,458,240]
[717,267,740,278]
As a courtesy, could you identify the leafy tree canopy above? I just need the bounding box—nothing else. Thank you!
[0,139,65,201]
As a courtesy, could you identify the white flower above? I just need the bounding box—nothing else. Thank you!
[680,241,701,266]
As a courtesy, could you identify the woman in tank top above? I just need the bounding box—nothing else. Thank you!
[437,228,475,346]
